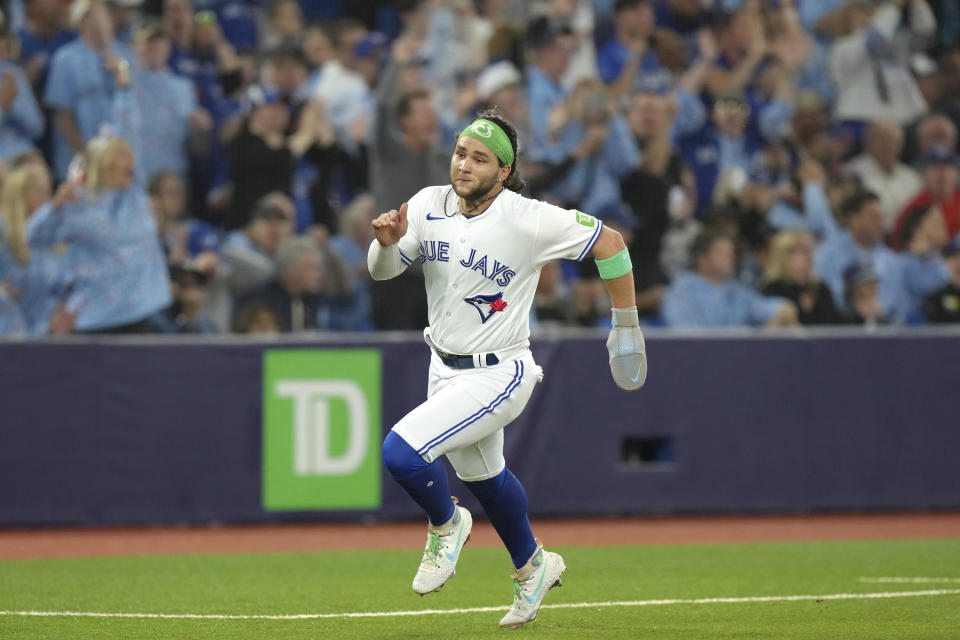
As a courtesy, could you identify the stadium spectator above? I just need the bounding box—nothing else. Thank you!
[842,262,890,325]
[829,0,935,126]
[542,78,640,222]
[539,0,599,91]
[44,0,134,179]
[661,227,798,328]
[226,86,333,229]
[596,0,671,97]
[233,298,281,334]
[106,0,141,45]
[308,19,374,153]
[677,90,766,219]
[0,24,45,161]
[766,161,841,242]
[130,24,211,183]
[815,190,907,320]
[897,203,950,319]
[923,238,960,322]
[222,191,294,295]
[366,37,445,331]
[235,235,351,332]
[17,0,76,97]
[705,6,769,101]
[892,145,960,241]
[29,133,171,333]
[150,170,207,260]
[0,159,77,335]
[163,0,243,113]
[915,112,958,156]
[150,261,219,333]
[762,230,842,325]
[474,60,529,149]
[524,16,575,164]
[848,120,923,228]
[620,89,697,315]
[260,0,304,51]
[329,192,375,331]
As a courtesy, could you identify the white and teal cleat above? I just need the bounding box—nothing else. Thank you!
[411,501,472,595]
[499,543,566,628]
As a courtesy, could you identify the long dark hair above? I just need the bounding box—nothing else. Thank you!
[475,108,526,193]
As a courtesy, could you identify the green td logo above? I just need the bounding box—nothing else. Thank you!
[262,350,381,511]
[576,211,596,227]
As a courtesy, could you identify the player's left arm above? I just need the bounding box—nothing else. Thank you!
[590,227,647,391]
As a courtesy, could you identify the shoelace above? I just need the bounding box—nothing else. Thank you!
[422,533,443,568]
[512,577,523,603]
[510,571,535,603]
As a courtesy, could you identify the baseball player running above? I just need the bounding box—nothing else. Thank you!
[368,110,646,629]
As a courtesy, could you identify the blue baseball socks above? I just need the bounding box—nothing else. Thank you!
[382,431,456,526]
[465,468,538,569]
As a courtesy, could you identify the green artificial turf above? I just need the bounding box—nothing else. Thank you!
[1,538,958,639]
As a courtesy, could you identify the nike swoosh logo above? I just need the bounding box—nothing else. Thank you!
[631,365,643,384]
[523,554,549,604]
[444,521,466,562]
[426,212,444,221]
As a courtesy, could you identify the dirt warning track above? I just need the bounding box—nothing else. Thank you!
[1,512,958,560]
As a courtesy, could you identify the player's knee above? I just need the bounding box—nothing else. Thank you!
[382,431,427,480]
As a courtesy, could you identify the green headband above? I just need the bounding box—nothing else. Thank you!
[460,119,515,165]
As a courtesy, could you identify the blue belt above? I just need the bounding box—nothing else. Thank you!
[435,349,500,370]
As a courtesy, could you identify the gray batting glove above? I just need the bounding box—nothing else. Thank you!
[606,307,647,391]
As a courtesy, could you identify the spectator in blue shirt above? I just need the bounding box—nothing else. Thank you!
[0,25,45,161]
[130,24,211,183]
[524,16,575,164]
[896,203,950,321]
[814,190,908,321]
[677,91,767,218]
[705,7,769,101]
[29,133,171,332]
[163,0,244,114]
[17,0,77,96]
[597,0,672,97]
[44,0,134,179]
[662,227,798,327]
[1,156,78,335]
[547,79,641,220]
[766,160,841,241]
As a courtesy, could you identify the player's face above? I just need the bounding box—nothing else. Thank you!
[450,136,503,201]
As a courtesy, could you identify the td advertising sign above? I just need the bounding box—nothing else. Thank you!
[262,350,381,510]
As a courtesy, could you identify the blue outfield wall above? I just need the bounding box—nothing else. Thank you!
[1,329,959,526]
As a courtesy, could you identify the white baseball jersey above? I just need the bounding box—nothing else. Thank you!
[371,185,604,355]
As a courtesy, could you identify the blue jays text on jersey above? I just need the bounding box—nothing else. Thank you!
[419,240,516,287]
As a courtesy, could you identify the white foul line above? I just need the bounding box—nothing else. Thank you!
[0,589,958,621]
[860,577,960,584]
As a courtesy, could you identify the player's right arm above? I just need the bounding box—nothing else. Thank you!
[367,202,418,280]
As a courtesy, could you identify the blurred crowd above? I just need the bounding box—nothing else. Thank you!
[2,0,960,337]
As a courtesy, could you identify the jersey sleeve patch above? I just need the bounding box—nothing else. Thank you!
[575,211,597,228]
